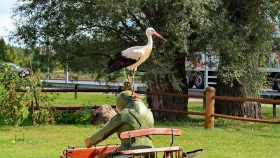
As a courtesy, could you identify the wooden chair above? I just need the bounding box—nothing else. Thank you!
[107,128,183,158]
[60,128,183,158]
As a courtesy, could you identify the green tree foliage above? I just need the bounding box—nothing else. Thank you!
[0,39,8,60]
[0,38,17,63]
[13,0,217,76]
[0,38,33,67]
[206,1,280,118]
[12,0,280,119]
[209,0,278,94]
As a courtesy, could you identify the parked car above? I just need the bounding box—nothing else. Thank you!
[0,62,30,77]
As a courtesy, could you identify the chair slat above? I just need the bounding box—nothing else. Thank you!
[119,128,182,139]
[113,146,182,155]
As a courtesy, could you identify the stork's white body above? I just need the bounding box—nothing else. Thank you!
[121,40,153,71]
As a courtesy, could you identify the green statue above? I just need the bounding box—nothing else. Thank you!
[85,91,154,151]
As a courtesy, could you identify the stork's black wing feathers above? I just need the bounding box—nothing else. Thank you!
[107,52,138,73]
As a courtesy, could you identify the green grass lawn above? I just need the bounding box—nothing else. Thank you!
[0,120,280,158]
[1,92,280,157]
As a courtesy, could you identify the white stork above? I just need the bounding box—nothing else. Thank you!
[107,27,166,97]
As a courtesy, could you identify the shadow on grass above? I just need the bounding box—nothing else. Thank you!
[155,115,280,133]
[0,117,33,126]
[255,133,280,138]
[155,117,205,128]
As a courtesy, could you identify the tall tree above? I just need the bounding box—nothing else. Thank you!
[208,0,280,118]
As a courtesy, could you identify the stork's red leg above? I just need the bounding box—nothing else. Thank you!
[126,72,130,83]
[130,69,142,98]
[131,91,143,99]
[131,69,136,93]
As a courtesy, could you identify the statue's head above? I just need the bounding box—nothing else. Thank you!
[116,91,132,112]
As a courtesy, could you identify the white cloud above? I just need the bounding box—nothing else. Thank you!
[0,0,17,42]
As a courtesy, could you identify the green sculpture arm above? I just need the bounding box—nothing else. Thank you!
[89,113,124,145]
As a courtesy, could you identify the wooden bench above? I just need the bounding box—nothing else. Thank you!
[107,128,183,158]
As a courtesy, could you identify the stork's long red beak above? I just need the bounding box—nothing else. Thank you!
[154,32,167,42]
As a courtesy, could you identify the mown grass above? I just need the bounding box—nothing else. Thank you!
[51,92,116,106]
[0,120,280,158]
[0,93,280,157]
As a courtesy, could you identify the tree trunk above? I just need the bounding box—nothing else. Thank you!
[214,0,262,119]
[215,80,261,119]
[148,57,188,120]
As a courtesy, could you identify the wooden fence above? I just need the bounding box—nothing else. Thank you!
[20,87,280,128]
[206,87,280,127]
[143,87,280,128]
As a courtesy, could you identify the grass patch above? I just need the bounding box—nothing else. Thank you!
[51,92,116,106]
[261,104,280,118]
[0,120,280,158]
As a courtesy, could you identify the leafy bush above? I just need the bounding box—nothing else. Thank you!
[74,107,92,124]
[32,108,53,125]
[54,111,76,124]
[54,107,92,124]
[0,64,54,125]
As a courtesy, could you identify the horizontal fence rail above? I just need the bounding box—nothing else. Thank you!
[54,105,116,111]
[214,95,280,104]
[213,113,280,124]
[151,109,205,116]
[137,91,204,99]
[17,88,204,99]
[17,88,122,93]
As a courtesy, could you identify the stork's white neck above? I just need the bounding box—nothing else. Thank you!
[146,34,153,46]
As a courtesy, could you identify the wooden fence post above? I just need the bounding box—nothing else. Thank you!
[74,84,78,99]
[204,86,215,129]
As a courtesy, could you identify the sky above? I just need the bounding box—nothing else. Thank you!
[0,0,17,43]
